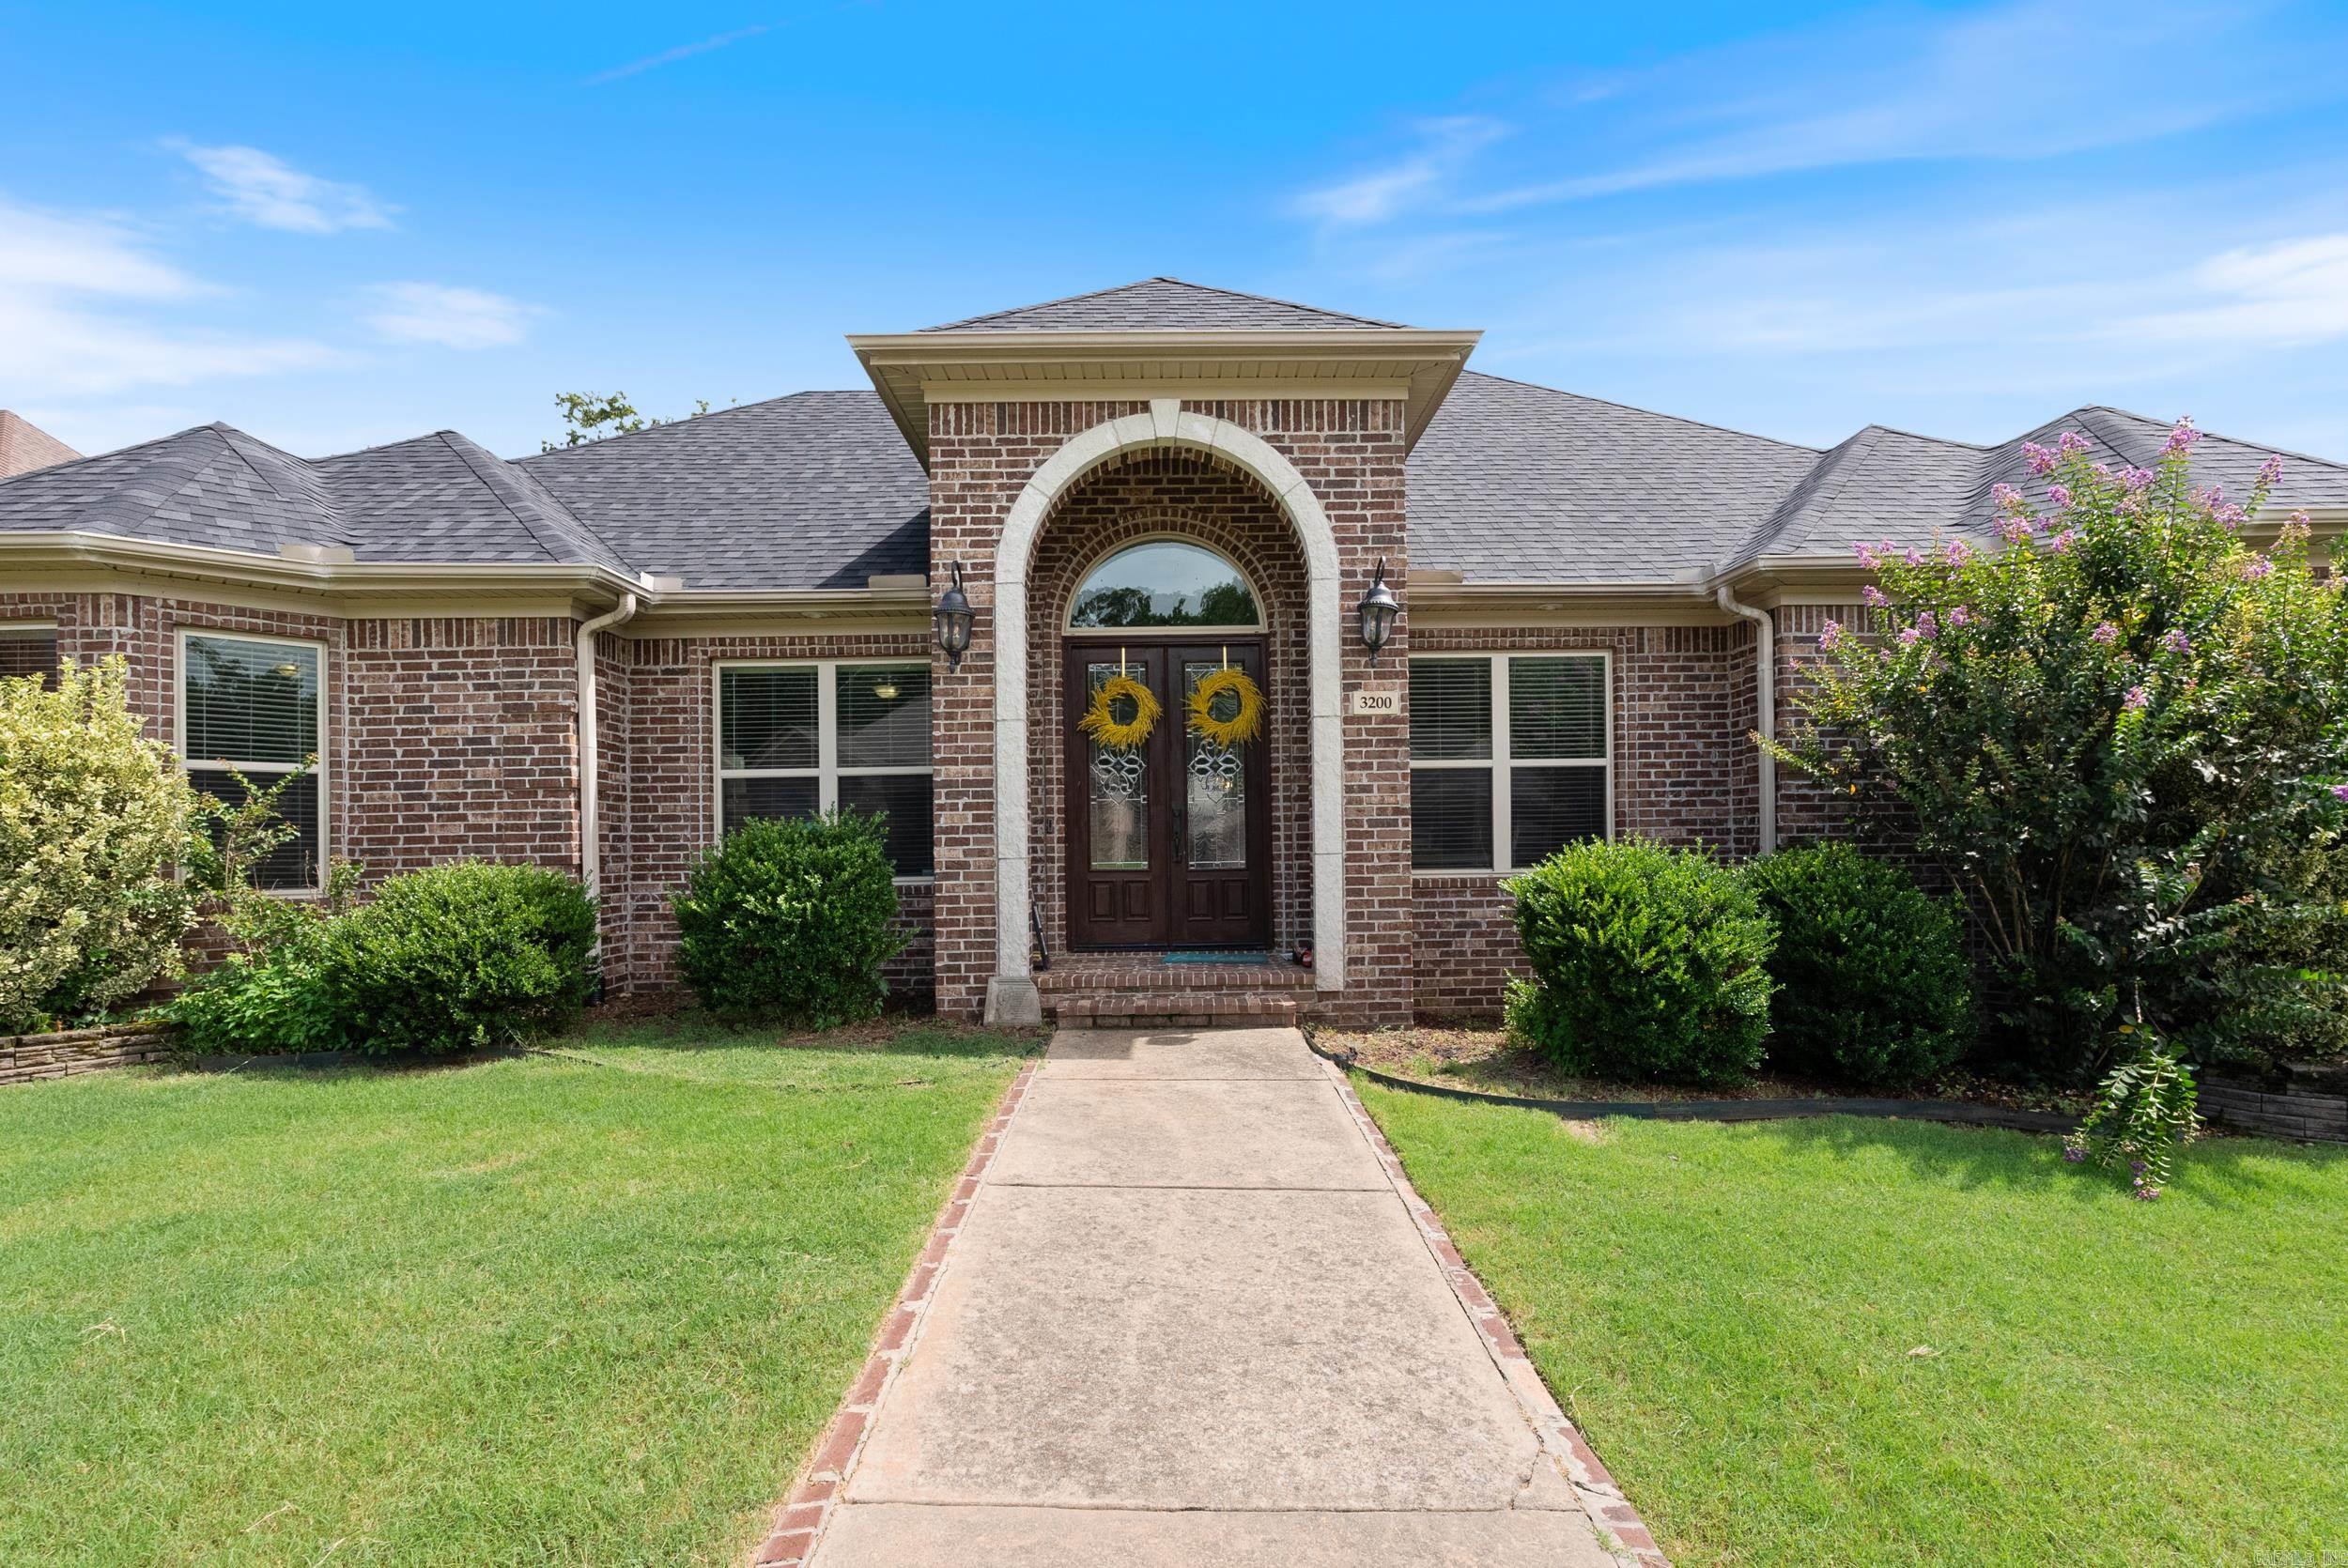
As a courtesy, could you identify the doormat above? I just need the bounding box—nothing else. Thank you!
[1162,951,1270,965]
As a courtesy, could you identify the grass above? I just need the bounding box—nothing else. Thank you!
[0,1016,1031,1566]
[1357,1077,2348,1567]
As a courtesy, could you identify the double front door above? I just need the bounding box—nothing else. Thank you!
[1064,639,1271,950]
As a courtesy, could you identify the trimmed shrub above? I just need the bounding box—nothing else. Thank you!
[1506,837,1775,1084]
[0,657,194,1032]
[672,812,904,1025]
[1741,843,1973,1087]
[321,861,595,1054]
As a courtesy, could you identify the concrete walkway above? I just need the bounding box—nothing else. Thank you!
[803,1026,1622,1566]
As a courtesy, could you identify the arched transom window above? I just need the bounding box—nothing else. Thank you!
[1067,540,1262,630]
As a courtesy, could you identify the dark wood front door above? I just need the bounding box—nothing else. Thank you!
[1064,639,1272,951]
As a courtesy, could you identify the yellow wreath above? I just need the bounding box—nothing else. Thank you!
[1186,667,1264,748]
[1078,673,1161,750]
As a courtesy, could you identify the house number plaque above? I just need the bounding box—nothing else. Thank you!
[1350,687,1400,716]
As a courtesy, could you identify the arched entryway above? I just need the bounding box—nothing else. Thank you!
[985,402,1345,1024]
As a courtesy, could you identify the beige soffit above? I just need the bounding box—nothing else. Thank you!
[0,531,933,627]
[845,328,1484,467]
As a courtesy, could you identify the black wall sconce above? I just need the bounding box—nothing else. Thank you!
[1357,559,1399,665]
[935,561,974,670]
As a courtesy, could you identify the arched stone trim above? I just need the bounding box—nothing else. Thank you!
[986,399,1345,1022]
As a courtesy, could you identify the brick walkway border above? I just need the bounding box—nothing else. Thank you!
[1322,1058,1674,1568]
[748,1060,1038,1568]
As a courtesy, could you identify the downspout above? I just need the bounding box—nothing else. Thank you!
[576,592,640,904]
[1715,585,1776,855]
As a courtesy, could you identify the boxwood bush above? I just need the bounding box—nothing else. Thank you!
[1506,837,1775,1084]
[1741,843,1974,1087]
[672,811,904,1025]
[320,861,596,1054]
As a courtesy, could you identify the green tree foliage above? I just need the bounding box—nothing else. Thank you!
[1774,423,2348,1079]
[1505,837,1775,1084]
[542,392,731,451]
[0,658,194,1032]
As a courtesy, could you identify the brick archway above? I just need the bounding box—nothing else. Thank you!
[986,400,1345,1024]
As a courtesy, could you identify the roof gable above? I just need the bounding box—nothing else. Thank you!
[918,277,1408,333]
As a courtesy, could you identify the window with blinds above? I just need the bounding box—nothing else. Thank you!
[0,626,59,684]
[1410,653,1610,871]
[180,632,325,892]
[716,660,934,876]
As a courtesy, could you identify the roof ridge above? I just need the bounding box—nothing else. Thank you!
[434,431,580,567]
[1457,369,1823,454]
[919,275,1407,332]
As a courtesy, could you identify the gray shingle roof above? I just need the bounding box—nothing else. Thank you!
[1406,372,1822,583]
[919,277,1408,333]
[516,391,927,590]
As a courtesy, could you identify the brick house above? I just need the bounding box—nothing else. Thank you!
[5,279,2343,1026]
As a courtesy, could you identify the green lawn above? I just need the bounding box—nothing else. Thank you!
[1358,1078,2348,1567]
[0,1019,1029,1566]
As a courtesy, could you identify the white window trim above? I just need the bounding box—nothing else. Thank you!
[711,657,935,884]
[174,627,330,897]
[1409,651,1614,876]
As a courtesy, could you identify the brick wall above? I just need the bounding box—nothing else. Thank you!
[1406,623,1753,1017]
[605,630,935,998]
[924,396,1413,1025]
[1025,455,1311,960]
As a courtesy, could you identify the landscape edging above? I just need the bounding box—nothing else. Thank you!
[1308,1040,2080,1134]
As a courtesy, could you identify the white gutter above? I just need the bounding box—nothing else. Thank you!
[576,592,640,902]
[1715,585,1776,854]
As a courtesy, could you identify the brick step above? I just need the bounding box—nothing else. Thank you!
[1036,956,1315,994]
[1046,992,1304,1028]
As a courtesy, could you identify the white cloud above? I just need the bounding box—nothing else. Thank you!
[1293,117,1507,228]
[361,283,539,348]
[588,23,771,85]
[0,197,336,397]
[2121,235,2348,347]
[165,139,394,234]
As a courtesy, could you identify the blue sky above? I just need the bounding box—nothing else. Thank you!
[5,0,2347,463]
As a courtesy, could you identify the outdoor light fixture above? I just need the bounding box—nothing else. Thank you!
[934,561,975,670]
[1357,559,1399,665]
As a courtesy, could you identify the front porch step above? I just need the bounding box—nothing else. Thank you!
[1036,953,1318,1027]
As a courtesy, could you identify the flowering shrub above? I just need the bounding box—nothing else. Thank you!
[1740,843,1972,1087]
[1506,837,1775,1084]
[2064,1026,2201,1200]
[1778,422,2348,1078]
[0,657,194,1032]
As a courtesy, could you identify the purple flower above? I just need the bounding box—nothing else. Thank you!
[1853,541,1883,569]
[2124,684,2150,711]
[2259,453,2284,487]
[1949,606,1973,628]
[1904,547,1924,567]
[1944,537,1973,565]
[2330,784,2348,806]
[2022,440,2058,476]
[2242,555,2274,581]
[2092,622,2119,645]
[1991,482,2027,512]
[2062,1144,2088,1163]
[2121,466,2156,490]
[1998,516,2033,545]
[2164,417,2202,454]
[1818,620,1846,652]
[1897,626,1923,648]
[2048,529,2078,554]
[2162,628,2191,653]
[1915,610,1939,640]
[1862,584,1889,608]
[2059,431,2091,455]
[2129,1160,2148,1176]
[2047,484,2074,510]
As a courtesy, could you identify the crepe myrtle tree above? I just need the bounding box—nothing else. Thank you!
[1771,421,2348,1083]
